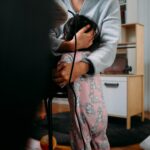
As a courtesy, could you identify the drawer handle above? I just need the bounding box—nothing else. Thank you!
[104,83,119,88]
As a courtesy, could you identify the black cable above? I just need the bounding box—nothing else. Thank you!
[68,10,86,150]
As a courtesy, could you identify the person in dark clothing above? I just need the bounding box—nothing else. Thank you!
[0,0,67,149]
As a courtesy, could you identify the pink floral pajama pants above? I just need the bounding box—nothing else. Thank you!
[59,51,110,150]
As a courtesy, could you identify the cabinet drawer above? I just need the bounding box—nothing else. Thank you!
[101,77,127,117]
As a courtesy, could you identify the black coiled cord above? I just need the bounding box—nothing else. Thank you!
[68,10,86,150]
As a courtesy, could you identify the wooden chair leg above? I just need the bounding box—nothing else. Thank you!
[44,98,53,150]
[127,116,131,129]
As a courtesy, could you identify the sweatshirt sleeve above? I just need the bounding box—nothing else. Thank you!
[85,0,121,74]
[49,28,64,56]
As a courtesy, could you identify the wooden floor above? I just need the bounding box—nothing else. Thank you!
[52,102,150,150]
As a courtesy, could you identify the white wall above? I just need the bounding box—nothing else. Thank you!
[137,0,150,111]
[126,0,138,23]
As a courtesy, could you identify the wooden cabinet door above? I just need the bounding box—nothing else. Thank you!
[101,77,127,117]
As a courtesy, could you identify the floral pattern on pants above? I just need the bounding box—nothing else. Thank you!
[58,51,110,150]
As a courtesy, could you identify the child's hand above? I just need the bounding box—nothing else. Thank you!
[53,61,89,87]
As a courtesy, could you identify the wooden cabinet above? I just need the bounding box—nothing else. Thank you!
[101,23,144,129]
[101,75,144,129]
[102,77,127,117]
[119,24,144,75]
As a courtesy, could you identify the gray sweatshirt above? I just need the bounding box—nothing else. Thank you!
[49,0,121,74]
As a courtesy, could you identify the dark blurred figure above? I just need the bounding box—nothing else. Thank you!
[0,0,67,149]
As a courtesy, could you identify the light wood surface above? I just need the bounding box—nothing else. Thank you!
[136,24,144,75]
[52,103,70,114]
[111,144,143,150]
[127,75,144,129]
